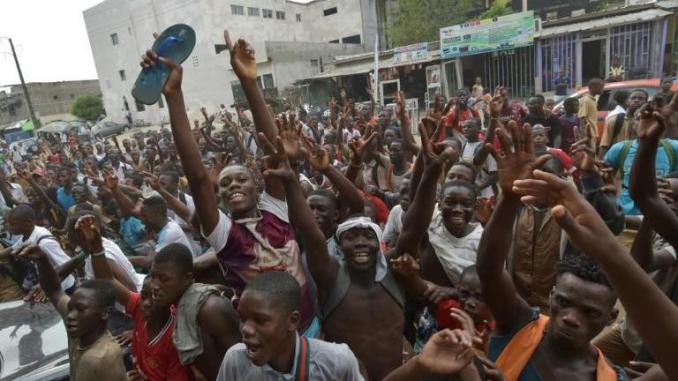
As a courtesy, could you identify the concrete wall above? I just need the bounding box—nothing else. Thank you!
[84,0,379,124]
[0,80,100,126]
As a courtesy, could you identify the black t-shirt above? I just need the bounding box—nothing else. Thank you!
[522,113,562,147]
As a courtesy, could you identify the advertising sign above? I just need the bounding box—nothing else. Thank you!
[440,11,535,59]
[393,42,429,66]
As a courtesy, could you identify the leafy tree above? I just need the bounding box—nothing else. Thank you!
[71,95,105,121]
[388,0,473,47]
[480,0,513,19]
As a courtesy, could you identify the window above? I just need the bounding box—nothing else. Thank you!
[310,59,320,74]
[110,33,119,45]
[296,13,302,22]
[263,74,274,89]
[263,9,273,18]
[231,5,244,15]
[247,7,259,16]
[119,69,126,81]
[323,7,337,16]
[135,99,145,112]
[231,80,246,102]
[329,39,339,44]
[276,11,285,20]
[341,34,361,44]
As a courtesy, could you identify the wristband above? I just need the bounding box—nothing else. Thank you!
[91,250,106,257]
[76,251,89,261]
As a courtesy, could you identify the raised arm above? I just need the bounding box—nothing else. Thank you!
[345,131,378,185]
[629,104,678,250]
[106,174,141,218]
[224,29,284,200]
[139,49,220,234]
[395,91,419,155]
[473,96,502,167]
[395,123,456,258]
[76,215,132,307]
[513,169,678,381]
[476,123,549,333]
[303,137,363,216]
[260,134,337,301]
[144,173,192,222]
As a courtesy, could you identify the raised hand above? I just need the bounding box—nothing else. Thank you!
[636,103,666,142]
[570,137,596,172]
[492,121,550,194]
[419,121,457,168]
[259,133,296,181]
[276,113,304,161]
[303,136,330,172]
[489,95,503,117]
[395,91,407,121]
[428,94,445,122]
[141,172,162,190]
[415,328,474,375]
[512,169,613,256]
[75,214,104,253]
[224,29,257,81]
[104,173,119,190]
[390,253,420,280]
[348,129,378,164]
[140,50,183,97]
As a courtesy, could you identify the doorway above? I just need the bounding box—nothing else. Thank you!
[582,39,607,84]
[380,79,400,106]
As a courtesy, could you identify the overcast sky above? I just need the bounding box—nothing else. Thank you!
[1,0,312,89]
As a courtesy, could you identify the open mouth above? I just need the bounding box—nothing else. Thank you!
[229,192,246,202]
[352,251,371,264]
[244,342,262,359]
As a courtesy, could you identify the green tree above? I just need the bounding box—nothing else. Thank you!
[388,0,473,47]
[71,95,105,121]
[480,0,513,19]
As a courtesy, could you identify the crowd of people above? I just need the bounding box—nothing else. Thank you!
[0,27,677,381]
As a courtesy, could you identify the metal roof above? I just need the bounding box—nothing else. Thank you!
[536,8,672,38]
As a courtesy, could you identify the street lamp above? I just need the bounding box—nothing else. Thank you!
[0,36,41,129]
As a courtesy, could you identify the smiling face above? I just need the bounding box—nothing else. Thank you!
[339,227,380,272]
[439,184,476,237]
[547,273,616,350]
[238,290,299,367]
[219,166,258,218]
[65,288,109,338]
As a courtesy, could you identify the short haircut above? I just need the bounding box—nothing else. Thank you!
[589,78,605,87]
[244,271,301,313]
[612,90,630,106]
[531,94,545,102]
[441,179,478,200]
[389,138,405,149]
[8,204,35,222]
[160,170,180,184]
[153,243,193,273]
[308,188,338,206]
[462,118,482,129]
[449,161,478,182]
[557,254,612,290]
[630,88,649,98]
[78,279,116,309]
[142,195,168,213]
[563,97,578,108]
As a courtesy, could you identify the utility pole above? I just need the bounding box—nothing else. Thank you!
[522,0,528,12]
[8,38,40,129]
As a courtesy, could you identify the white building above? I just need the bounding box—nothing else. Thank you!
[83,0,387,124]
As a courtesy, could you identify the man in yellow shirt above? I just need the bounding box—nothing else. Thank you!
[578,78,605,142]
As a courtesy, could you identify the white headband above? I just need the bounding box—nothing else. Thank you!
[335,216,387,282]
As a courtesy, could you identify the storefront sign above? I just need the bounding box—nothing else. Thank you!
[440,11,535,59]
[393,42,429,66]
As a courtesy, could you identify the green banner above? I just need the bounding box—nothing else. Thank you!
[440,11,535,59]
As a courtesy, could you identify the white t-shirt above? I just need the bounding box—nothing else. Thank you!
[462,141,496,199]
[13,226,75,291]
[383,205,404,247]
[84,238,141,291]
[427,210,484,284]
[156,220,195,256]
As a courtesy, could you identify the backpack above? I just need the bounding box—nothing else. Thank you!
[618,140,676,179]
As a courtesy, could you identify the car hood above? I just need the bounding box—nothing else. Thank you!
[0,301,69,381]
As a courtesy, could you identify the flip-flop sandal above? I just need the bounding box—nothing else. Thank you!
[132,24,196,105]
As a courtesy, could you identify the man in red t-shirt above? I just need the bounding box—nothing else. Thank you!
[440,89,479,141]
[76,215,192,381]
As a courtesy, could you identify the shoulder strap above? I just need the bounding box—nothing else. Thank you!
[381,270,406,310]
[36,235,58,245]
[321,262,351,320]
[495,314,550,381]
[618,141,633,179]
[295,336,311,381]
[611,112,625,142]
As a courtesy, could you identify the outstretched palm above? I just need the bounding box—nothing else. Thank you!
[636,104,666,141]
[303,136,330,171]
[417,329,474,375]
[224,29,257,81]
[495,121,549,194]
[277,114,304,161]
